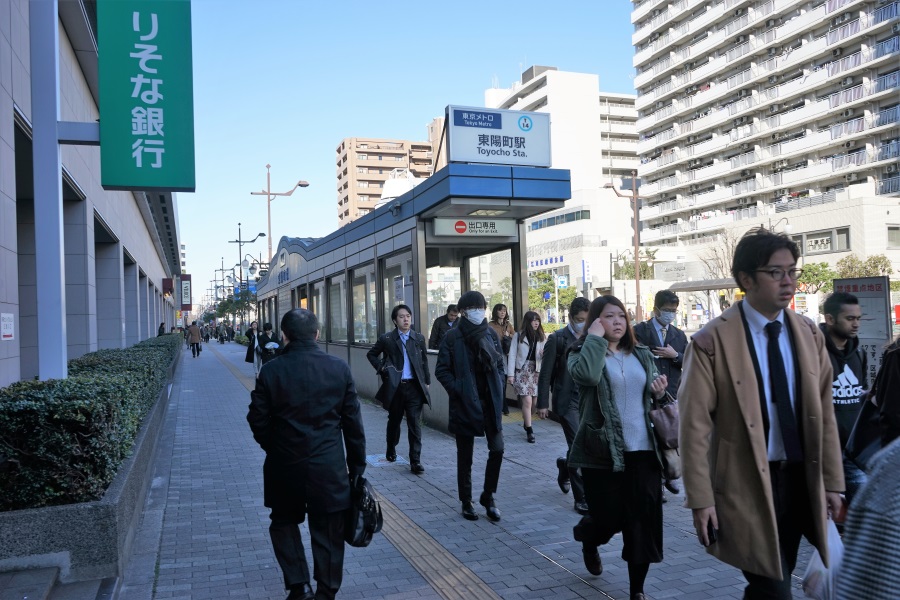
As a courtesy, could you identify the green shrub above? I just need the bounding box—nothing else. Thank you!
[234,335,249,346]
[0,334,181,511]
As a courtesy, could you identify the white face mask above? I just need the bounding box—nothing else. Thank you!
[464,309,486,324]
[657,310,677,326]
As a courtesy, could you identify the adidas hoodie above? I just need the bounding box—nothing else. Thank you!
[820,323,868,447]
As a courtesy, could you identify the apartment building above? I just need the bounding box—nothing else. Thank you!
[484,66,641,300]
[631,0,900,281]
[335,137,433,225]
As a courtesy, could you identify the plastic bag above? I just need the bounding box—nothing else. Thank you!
[802,519,844,600]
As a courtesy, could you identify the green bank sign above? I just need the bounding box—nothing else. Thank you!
[98,0,195,192]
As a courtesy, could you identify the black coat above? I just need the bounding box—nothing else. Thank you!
[536,325,580,413]
[245,329,258,363]
[366,329,431,410]
[633,319,687,399]
[435,323,505,437]
[428,315,457,350]
[247,338,367,514]
[257,332,281,365]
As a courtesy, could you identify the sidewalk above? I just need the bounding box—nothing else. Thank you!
[105,340,811,600]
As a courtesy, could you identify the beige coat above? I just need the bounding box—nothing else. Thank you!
[678,303,844,580]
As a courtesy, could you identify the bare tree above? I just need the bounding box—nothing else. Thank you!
[698,230,740,304]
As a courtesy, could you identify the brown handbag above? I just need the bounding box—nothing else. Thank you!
[649,391,679,450]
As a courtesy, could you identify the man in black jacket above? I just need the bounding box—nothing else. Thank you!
[366,304,431,474]
[247,309,366,600]
[428,304,459,349]
[633,289,688,496]
[821,292,868,502]
[435,292,505,522]
[537,296,590,515]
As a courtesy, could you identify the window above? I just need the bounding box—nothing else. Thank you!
[352,264,377,344]
[382,252,413,335]
[310,280,325,334]
[358,181,369,188]
[327,275,347,343]
[357,153,367,160]
[889,226,900,248]
[795,227,851,256]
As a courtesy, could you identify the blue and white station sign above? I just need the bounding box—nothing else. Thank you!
[446,105,551,167]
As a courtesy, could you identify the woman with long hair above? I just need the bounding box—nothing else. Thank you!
[567,296,668,600]
[506,311,545,443]
[489,304,515,415]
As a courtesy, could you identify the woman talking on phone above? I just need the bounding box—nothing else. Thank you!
[567,295,668,600]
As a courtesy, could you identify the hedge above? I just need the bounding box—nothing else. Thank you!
[0,334,182,511]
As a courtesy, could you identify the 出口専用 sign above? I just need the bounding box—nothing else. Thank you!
[98,0,195,191]
[446,105,551,167]
[434,218,517,237]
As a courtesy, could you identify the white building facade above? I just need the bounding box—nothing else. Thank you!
[485,67,643,301]
[631,0,900,283]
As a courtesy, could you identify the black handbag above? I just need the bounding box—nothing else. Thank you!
[344,476,383,548]
[845,395,881,471]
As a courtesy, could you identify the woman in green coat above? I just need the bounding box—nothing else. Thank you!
[567,296,668,600]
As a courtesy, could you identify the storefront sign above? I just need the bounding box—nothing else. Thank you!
[98,0,196,191]
[446,105,551,167]
[833,276,891,386]
[1,313,14,341]
[434,218,517,237]
[181,275,192,311]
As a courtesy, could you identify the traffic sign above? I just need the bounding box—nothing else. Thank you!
[557,276,568,289]
[543,291,551,300]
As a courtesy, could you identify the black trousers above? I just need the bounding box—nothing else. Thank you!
[742,462,813,600]
[386,381,425,463]
[269,510,345,600]
[455,427,504,502]
[190,342,200,357]
[559,402,586,503]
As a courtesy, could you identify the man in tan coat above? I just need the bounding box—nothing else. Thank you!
[679,228,844,599]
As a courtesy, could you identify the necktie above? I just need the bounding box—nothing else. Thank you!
[764,321,803,462]
[659,326,667,346]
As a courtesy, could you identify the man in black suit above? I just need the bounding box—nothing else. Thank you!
[367,304,431,474]
[428,304,459,349]
[248,309,366,600]
[537,296,591,515]
[633,289,688,495]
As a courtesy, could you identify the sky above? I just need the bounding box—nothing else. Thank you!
[180,0,637,302]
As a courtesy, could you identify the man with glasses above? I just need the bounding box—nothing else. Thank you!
[679,228,844,600]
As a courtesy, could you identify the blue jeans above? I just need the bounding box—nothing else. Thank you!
[843,454,868,505]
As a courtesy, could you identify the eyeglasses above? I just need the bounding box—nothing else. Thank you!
[755,268,803,281]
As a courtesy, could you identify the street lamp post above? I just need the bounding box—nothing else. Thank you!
[768,217,793,233]
[229,223,265,330]
[250,164,309,263]
[604,170,645,321]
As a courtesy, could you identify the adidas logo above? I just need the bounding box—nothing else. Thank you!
[833,364,864,404]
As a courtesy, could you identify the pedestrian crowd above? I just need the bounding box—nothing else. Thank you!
[237,226,898,600]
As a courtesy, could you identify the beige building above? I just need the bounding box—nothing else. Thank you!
[335,137,433,225]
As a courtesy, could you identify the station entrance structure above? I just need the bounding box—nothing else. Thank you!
[255,163,571,432]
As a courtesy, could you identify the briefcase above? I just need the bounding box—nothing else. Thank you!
[345,476,383,548]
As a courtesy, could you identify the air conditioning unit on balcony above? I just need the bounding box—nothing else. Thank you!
[688,85,699,93]
[765,18,781,28]
[735,8,746,16]
[770,104,781,113]
[832,48,843,57]
[768,47,778,57]
[690,184,700,191]
[739,89,751,98]
[741,169,751,177]
[735,35,747,44]
[689,159,702,167]
[831,13,850,27]
[741,143,752,150]
[734,116,748,126]
[772,132,782,140]
[767,75,778,84]
[656,101,664,108]
[688,135,697,143]
[841,77,854,87]
[843,109,854,118]
[775,189,787,196]
[651,33,660,42]
[652,9,661,16]
[845,140,857,148]
[887,164,898,174]
[738,198,749,205]
[893,23,900,34]
[777,159,789,168]
[846,173,859,182]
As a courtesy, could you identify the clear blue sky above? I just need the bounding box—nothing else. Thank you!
[180,0,637,302]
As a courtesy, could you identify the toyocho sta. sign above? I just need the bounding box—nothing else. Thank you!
[98,0,196,191]
[446,105,551,167]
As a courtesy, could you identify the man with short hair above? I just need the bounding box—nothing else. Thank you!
[428,304,459,350]
[188,320,202,358]
[367,304,431,474]
[248,309,366,600]
[679,228,844,599]
[537,296,590,515]
[633,289,688,495]
[821,291,868,502]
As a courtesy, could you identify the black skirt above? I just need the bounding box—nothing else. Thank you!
[578,451,663,564]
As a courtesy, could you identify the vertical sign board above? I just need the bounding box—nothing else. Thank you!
[1,313,14,341]
[181,274,192,312]
[445,105,551,167]
[834,277,891,386]
[98,0,196,191]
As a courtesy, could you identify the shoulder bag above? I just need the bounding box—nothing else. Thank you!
[650,391,681,480]
[345,476,384,548]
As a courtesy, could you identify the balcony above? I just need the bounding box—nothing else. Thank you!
[879,175,900,195]
[632,0,669,24]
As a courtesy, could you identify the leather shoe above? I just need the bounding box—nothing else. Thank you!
[556,457,570,494]
[479,492,501,522]
[632,594,650,600]
[286,582,314,600]
[385,449,397,462]
[574,500,589,515]
[461,501,478,521]
[664,479,680,494]
[582,547,603,576]
[410,462,425,474]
